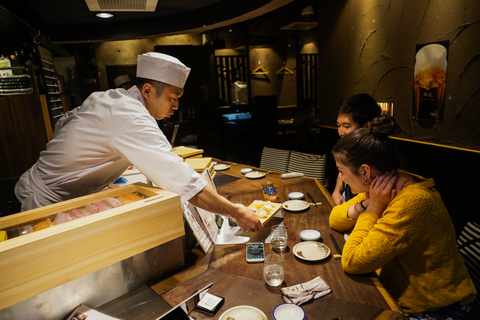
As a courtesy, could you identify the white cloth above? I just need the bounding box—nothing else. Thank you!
[137,52,190,88]
[15,86,206,211]
[281,172,304,179]
[281,276,331,305]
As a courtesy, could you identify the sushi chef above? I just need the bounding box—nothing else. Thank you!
[15,52,263,232]
[114,74,133,90]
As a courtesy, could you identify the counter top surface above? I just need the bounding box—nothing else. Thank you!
[159,161,406,320]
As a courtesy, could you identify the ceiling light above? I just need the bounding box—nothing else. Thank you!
[96,12,114,18]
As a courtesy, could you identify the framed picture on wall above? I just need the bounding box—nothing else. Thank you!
[412,41,449,122]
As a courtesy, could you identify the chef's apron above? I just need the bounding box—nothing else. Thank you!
[15,161,63,211]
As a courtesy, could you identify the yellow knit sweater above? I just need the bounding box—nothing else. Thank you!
[329,175,477,314]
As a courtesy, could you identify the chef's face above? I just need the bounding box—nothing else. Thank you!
[143,82,183,120]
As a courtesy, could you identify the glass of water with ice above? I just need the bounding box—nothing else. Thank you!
[263,254,284,287]
[271,224,288,251]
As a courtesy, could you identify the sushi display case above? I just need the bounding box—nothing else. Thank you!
[0,182,185,311]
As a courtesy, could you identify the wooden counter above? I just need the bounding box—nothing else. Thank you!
[156,162,407,320]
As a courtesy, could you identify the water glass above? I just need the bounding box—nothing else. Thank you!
[271,224,288,251]
[263,254,285,287]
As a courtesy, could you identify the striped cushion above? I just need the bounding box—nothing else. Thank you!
[287,151,326,185]
[259,147,291,173]
[457,221,480,319]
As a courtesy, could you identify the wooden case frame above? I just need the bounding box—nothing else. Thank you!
[0,182,184,310]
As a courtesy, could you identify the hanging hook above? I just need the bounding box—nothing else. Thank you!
[33,30,41,45]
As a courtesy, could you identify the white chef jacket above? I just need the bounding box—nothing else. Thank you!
[15,86,206,211]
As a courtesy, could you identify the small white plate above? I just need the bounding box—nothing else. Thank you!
[288,192,304,200]
[245,171,266,179]
[219,305,267,320]
[282,200,309,212]
[293,241,331,261]
[299,229,321,241]
[214,164,230,171]
[273,303,305,320]
[240,168,253,174]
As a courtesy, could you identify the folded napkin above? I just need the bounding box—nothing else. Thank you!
[281,172,305,179]
[281,276,331,305]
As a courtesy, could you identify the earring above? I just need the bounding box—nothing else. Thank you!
[362,175,370,186]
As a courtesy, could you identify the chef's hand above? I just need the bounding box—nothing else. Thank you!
[367,170,398,217]
[234,207,263,232]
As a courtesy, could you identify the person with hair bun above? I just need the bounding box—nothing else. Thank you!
[332,93,382,205]
[329,116,476,319]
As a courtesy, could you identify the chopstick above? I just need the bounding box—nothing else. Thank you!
[307,192,317,207]
[170,124,179,146]
[329,234,342,255]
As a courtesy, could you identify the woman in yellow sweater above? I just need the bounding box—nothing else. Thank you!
[329,115,476,319]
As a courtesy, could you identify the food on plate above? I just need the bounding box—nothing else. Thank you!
[248,201,276,219]
[33,219,56,231]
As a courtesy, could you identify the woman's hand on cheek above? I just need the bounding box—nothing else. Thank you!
[367,170,398,217]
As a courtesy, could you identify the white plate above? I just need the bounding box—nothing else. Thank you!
[293,241,331,261]
[214,164,230,171]
[240,168,253,174]
[245,171,266,179]
[219,305,268,320]
[282,200,309,212]
[299,229,321,241]
[288,192,304,200]
[273,303,305,320]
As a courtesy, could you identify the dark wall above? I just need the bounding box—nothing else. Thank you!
[319,126,480,235]
[316,0,480,151]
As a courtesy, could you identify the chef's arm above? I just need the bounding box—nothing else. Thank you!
[189,185,263,232]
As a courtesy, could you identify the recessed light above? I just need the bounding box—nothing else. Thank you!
[96,12,114,19]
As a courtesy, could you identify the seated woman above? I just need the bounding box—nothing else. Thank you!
[329,115,476,320]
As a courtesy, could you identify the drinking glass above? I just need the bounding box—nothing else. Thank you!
[271,224,287,251]
[263,254,284,287]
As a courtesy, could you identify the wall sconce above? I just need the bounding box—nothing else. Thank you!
[378,102,394,116]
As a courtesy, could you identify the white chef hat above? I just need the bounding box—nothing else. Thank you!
[114,74,131,88]
[136,52,191,89]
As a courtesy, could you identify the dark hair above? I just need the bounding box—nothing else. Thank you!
[338,93,382,127]
[332,115,400,174]
[136,78,168,97]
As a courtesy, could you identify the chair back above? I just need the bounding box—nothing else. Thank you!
[259,147,291,173]
[457,221,480,319]
[287,150,326,186]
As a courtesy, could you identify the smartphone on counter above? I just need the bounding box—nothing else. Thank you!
[246,242,265,262]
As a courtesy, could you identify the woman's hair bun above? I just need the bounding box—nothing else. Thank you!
[370,115,397,138]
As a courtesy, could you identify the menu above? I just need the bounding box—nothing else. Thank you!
[181,168,219,253]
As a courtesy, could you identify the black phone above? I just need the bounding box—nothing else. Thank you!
[246,242,265,262]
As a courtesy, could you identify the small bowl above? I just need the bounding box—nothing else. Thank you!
[288,192,304,200]
[240,168,253,174]
[273,303,305,320]
[299,229,321,241]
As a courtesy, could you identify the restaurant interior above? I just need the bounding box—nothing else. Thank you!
[0,0,480,319]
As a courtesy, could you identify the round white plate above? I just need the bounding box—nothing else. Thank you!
[282,200,309,212]
[219,305,268,320]
[240,168,253,174]
[273,303,305,320]
[288,192,304,200]
[214,164,230,171]
[299,229,321,241]
[245,171,266,179]
[293,241,331,261]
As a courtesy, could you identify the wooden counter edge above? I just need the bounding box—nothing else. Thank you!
[371,274,405,314]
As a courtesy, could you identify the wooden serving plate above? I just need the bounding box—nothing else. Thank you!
[247,200,282,226]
